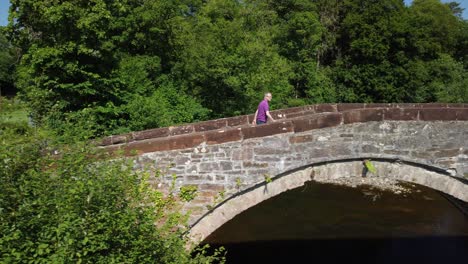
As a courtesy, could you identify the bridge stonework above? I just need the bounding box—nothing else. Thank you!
[101,104,468,242]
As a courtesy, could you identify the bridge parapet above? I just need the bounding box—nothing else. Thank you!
[100,104,467,156]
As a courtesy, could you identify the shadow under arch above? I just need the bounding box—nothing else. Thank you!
[188,156,468,243]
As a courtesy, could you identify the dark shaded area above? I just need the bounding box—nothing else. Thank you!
[211,236,467,264]
[203,182,468,263]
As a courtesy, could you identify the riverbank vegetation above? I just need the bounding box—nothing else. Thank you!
[0,98,225,263]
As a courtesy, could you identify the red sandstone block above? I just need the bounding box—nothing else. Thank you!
[124,134,205,154]
[419,108,457,121]
[194,119,227,132]
[169,134,205,150]
[124,138,171,154]
[365,103,393,108]
[384,108,418,121]
[455,108,468,120]
[169,125,194,136]
[286,111,306,119]
[227,115,249,127]
[247,114,255,124]
[447,104,465,108]
[276,106,304,115]
[242,121,294,139]
[418,103,448,108]
[293,113,343,133]
[394,103,418,108]
[302,105,315,111]
[270,111,286,119]
[133,127,170,140]
[337,103,365,112]
[205,129,242,145]
[343,109,384,124]
[112,133,133,144]
[314,104,337,113]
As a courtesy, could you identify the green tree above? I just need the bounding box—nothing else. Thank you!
[0,121,224,263]
[173,0,293,117]
[8,0,205,136]
[0,27,17,96]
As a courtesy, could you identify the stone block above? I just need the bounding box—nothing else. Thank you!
[169,125,194,136]
[419,108,457,121]
[394,103,417,108]
[315,104,337,113]
[205,129,242,145]
[133,127,170,140]
[243,161,269,168]
[199,162,220,172]
[361,144,381,153]
[253,147,290,155]
[289,134,315,144]
[285,112,306,119]
[175,156,190,165]
[337,103,365,112]
[455,109,468,120]
[447,103,465,108]
[276,106,304,115]
[434,149,460,158]
[343,109,384,124]
[227,115,249,127]
[232,148,253,160]
[242,121,294,139]
[417,103,448,108]
[328,145,353,156]
[293,113,342,133]
[365,103,393,108]
[194,119,227,132]
[112,134,133,144]
[215,175,226,182]
[247,114,255,124]
[384,108,418,121]
[308,148,330,159]
[220,161,233,171]
[198,184,225,192]
[124,134,205,154]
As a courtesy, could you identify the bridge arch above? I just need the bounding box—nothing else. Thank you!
[188,157,468,243]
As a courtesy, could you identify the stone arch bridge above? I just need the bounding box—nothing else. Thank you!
[100,103,468,242]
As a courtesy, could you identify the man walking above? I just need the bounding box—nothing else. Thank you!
[252,92,275,125]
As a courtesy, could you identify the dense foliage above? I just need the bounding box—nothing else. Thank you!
[4,0,468,136]
[0,98,225,263]
[0,27,17,96]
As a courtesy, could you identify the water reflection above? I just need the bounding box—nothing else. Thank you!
[203,182,468,263]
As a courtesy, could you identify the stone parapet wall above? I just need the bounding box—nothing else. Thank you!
[99,103,468,147]
[102,106,468,157]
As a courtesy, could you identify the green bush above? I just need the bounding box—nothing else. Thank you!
[0,127,224,263]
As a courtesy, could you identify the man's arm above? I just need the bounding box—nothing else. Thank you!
[266,111,275,122]
[252,109,258,125]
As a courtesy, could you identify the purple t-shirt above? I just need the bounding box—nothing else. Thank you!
[256,99,269,122]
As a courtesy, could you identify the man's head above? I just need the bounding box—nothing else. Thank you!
[264,92,272,102]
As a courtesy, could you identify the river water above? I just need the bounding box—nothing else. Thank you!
[203,182,468,263]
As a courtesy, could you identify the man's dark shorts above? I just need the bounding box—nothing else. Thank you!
[256,120,266,125]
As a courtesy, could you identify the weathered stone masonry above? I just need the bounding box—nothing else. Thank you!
[100,104,468,241]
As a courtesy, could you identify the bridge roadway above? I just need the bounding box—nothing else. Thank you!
[100,103,468,242]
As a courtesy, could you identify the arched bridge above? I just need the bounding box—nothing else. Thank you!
[100,103,468,242]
